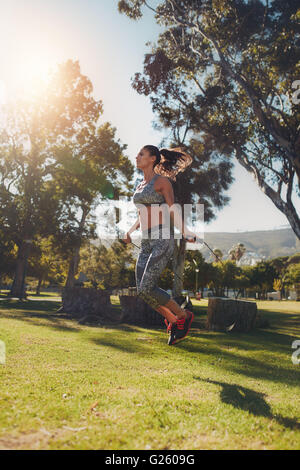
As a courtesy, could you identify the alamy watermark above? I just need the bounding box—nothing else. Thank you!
[291,340,300,365]
[95,199,205,242]
[0,340,5,365]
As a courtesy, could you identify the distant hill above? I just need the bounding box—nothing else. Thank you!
[202,228,300,261]
[94,228,300,262]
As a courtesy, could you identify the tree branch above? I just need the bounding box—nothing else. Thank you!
[235,148,300,238]
[166,4,295,165]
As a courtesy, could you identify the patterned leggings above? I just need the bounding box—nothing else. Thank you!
[135,224,175,310]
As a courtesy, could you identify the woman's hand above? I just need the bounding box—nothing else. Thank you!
[122,232,132,244]
[182,228,197,243]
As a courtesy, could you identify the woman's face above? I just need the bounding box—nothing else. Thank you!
[135,147,155,170]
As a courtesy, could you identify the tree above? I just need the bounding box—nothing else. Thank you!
[228,243,247,262]
[270,255,289,276]
[78,239,136,290]
[0,229,17,289]
[233,271,251,299]
[206,259,241,296]
[283,263,300,300]
[212,248,223,263]
[273,278,283,299]
[0,59,134,297]
[249,260,277,298]
[184,251,214,295]
[119,3,237,295]
[0,60,102,298]
[283,263,300,285]
[118,0,300,238]
[50,119,134,289]
[287,252,300,266]
[26,235,68,294]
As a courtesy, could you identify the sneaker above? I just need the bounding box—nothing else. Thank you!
[168,310,194,345]
[168,316,185,345]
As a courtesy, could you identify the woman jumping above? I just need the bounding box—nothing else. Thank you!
[122,145,198,346]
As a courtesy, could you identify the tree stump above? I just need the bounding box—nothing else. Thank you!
[60,287,122,323]
[206,297,257,332]
[119,295,164,327]
[118,289,193,327]
[59,286,194,327]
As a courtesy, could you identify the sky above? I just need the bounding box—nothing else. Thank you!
[0,0,299,233]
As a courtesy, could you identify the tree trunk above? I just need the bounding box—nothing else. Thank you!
[10,240,32,299]
[235,150,300,239]
[36,277,42,295]
[65,252,80,289]
[118,288,193,327]
[295,284,300,301]
[61,286,122,323]
[120,294,165,327]
[206,297,257,332]
[65,205,89,289]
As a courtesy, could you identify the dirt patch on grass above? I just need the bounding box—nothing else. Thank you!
[20,334,51,345]
[0,427,77,450]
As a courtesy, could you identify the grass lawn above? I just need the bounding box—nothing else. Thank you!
[0,295,299,450]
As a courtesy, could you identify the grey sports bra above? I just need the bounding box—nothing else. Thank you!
[133,174,165,206]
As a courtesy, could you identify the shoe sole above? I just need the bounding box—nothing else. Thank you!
[170,311,194,345]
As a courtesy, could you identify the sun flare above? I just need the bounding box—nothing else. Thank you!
[0,80,6,105]
[12,53,55,98]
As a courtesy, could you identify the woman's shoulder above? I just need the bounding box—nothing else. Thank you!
[154,173,169,181]
[155,174,172,185]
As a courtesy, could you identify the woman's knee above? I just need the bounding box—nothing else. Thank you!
[137,289,159,308]
[137,284,152,298]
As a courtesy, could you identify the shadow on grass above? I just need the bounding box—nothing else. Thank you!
[89,322,162,354]
[0,298,61,312]
[194,378,300,431]
[189,326,299,354]
[0,299,80,333]
[89,334,151,354]
[260,311,300,336]
[175,328,300,387]
[1,299,300,388]
[0,298,147,337]
[192,302,208,314]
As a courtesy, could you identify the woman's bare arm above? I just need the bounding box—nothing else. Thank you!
[127,216,140,236]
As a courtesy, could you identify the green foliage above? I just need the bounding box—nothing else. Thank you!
[78,240,136,290]
[26,235,68,287]
[247,260,277,292]
[207,260,242,296]
[273,278,283,292]
[283,263,300,286]
[0,59,135,292]
[228,243,246,262]
[184,251,214,291]
[287,253,300,266]
[0,230,17,281]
